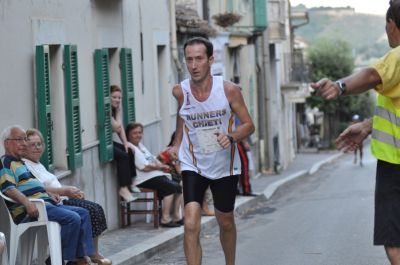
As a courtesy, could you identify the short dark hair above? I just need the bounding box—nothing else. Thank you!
[387,0,400,28]
[110,85,121,93]
[183,37,213,58]
[125,122,144,139]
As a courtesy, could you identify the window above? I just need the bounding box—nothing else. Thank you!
[35,44,83,171]
[35,45,55,171]
[95,47,136,163]
[120,48,136,125]
[64,45,83,169]
[95,48,113,163]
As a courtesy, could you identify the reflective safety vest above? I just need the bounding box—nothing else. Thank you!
[371,94,400,164]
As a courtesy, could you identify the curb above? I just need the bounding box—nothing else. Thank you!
[109,152,343,265]
[263,152,343,200]
[308,153,342,175]
[109,216,218,265]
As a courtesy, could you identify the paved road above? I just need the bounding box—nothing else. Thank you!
[139,149,390,265]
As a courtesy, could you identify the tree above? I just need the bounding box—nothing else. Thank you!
[306,38,374,146]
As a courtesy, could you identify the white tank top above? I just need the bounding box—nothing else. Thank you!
[178,76,241,179]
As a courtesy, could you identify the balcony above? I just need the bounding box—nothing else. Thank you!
[268,0,287,41]
[210,0,267,33]
[281,49,311,102]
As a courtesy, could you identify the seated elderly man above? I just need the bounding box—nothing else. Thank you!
[0,125,94,265]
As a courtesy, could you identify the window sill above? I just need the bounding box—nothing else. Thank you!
[54,168,72,180]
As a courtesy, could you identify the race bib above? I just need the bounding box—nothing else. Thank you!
[196,126,223,154]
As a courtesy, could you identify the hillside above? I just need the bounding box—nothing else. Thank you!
[292,5,389,66]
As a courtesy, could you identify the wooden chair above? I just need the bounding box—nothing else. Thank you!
[119,187,160,228]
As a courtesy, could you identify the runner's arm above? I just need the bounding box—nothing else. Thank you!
[171,84,184,159]
[224,81,255,142]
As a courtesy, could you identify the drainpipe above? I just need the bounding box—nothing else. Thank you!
[263,29,274,171]
[169,0,183,74]
[255,34,268,172]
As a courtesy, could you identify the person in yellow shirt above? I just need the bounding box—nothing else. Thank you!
[311,1,400,264]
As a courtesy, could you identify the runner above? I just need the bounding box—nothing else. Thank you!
[170,37,255,265]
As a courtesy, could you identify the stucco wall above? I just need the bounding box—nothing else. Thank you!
[0,0,176,230]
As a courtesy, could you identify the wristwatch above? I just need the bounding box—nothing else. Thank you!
[227,135,235,144]
[335,80,346,95]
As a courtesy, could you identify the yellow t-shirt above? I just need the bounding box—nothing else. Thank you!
[372,45,400,107]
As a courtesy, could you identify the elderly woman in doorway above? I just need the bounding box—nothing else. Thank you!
[126,122,183,227]
[22,128,112,265]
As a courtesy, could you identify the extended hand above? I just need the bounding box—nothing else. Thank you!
[335,120,371,152]
[311,78,341,100]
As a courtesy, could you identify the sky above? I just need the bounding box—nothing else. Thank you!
[290,0,388,15]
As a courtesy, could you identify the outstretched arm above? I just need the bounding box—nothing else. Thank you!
[335,118,372,152]
[311,67,381,100]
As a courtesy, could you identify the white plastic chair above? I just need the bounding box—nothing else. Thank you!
[0,232,8,265]
[0,191,62,265]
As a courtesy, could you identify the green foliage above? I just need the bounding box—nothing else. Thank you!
[308,38,354,81]
[306,38,354,116]
[293,7,388,63]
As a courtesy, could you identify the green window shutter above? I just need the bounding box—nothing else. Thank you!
[95,49,114,163]
[64,45,83,170]
[35,45,54,171]
[120,48,136,125]
[253,0,268,31]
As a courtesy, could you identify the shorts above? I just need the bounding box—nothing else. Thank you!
[137,175,182,199]
[182,170,239,213]
[374,160,400,246]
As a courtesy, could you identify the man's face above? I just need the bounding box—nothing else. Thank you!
[184,43,214,83]
[386,18,399,48]
[4,127,27,159]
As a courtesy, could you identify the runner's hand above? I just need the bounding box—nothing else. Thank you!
[215,132,232,149]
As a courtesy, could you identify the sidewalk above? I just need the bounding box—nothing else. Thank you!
[99,149,343,265]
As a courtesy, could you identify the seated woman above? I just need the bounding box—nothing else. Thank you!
[158,132,184,224]
[126,123,183,227]
[22,128,111,265]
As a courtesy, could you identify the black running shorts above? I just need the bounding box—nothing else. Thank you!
[182,170,239,213]
[374,160,400,246]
